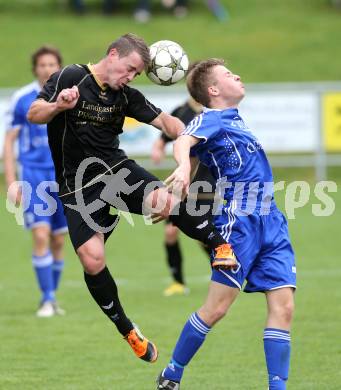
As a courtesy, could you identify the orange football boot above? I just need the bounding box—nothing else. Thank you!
[212,243,238,270]
[124,325,158,363]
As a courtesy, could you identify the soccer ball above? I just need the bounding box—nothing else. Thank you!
[147,40,189,86]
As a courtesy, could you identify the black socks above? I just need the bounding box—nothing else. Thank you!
[84,266,133,336]
[165,241,184,284]
[168,202,226,250]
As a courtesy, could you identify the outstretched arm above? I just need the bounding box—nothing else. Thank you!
[150,111,185,140]
[27,86,80,124]
[165,134,200,197]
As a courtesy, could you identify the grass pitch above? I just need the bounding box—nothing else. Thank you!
[0,169,340,389]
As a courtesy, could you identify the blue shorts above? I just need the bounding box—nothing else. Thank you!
[212,202,296,292]
[21,166,68,234]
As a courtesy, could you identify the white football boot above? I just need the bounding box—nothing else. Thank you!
[36,301,54,318]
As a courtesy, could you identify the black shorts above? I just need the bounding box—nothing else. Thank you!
[165,163,217,226]
[61,159,163,251]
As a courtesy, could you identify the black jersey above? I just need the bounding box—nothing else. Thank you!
[161,101,197,143]
[38,64,162,196]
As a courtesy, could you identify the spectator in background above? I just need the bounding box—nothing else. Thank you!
[102,0,119,14]
[164,0,229,22]
[70,0,118,15]
[4,46,68,318]
[70,0,86,14]
[134,0,152,23]
[70,0,226,21]
[331,0,341,8]
[134,0,189,23]
[162,0,188,18]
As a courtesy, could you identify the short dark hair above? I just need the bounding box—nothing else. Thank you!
[31,45,63,70]
[106,33,150,70]
[186,58,225,107]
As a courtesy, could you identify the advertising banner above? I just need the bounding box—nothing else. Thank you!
[0,87,323,158]
[323,92,341,152]
[121,90,320,155]
[240,92,319,152]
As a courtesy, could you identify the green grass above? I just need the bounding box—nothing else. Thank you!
[0,0,341,87]
[0,170,340,389]
[1,1,341,387]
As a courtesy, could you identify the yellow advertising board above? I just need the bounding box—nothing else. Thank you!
[123,116,141,130]
[323,93,341,151]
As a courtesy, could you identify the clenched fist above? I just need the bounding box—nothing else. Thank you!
[56,85,79,110]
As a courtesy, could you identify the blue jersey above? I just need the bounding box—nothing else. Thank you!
[184,108,296,292]
[183,108,274,211]
[6,81,54,169]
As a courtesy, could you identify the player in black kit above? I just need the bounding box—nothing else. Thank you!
[27,33,236,364]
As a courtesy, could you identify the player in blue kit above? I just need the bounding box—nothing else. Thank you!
[157,59,296,390]
[4,46,68,318]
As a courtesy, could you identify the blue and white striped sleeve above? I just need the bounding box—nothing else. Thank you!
[181,112,218,143]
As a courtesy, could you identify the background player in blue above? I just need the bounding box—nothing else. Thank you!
[4,46,68,318]
[157,59,296,389]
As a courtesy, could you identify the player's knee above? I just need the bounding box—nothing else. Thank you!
[80,255,105,275]
[270,301,295,326]
[159,195,173,219]
[149,189,174,218]
[201,304,229,325]
[281,301,295,324]
[32,229,50,253]
[213,305,229,322]
[77,245,105,275]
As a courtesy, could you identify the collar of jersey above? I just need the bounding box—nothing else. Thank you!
[203,107,222,112]
[204,107,239,117]
[87,63,108,91]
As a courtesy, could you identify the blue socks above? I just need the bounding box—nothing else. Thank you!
[163,323,291,386]
[32,254,65,303]
[264,328,291,389]
[163,312,211,382]
[52,259,64,291]
[32,252,55,303]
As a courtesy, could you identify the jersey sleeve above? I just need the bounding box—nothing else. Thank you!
[181,112,219,143]
[38,70,63,103]
[125,87,162,123]
[38,65,82,103]
[5,95,24,131]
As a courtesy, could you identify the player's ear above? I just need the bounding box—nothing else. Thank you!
[108,48,119,61]
[208,85,219,97]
